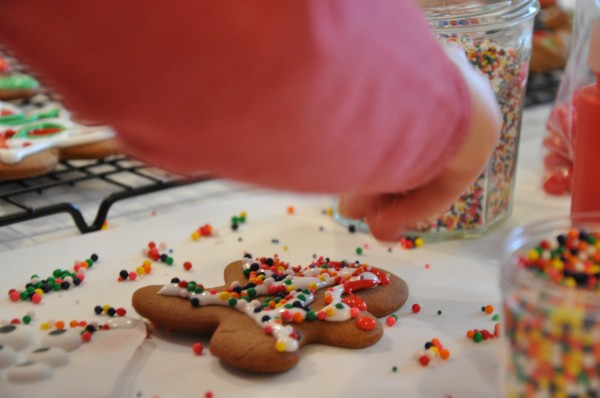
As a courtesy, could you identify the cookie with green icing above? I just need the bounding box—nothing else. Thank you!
[132,256,409,373]
[0,74,40,100]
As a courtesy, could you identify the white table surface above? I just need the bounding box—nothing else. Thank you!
[0,105,570,398]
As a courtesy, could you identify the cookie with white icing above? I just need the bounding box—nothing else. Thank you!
[0,103,120,180]
[132,257,409,373]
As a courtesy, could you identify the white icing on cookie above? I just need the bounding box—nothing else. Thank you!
[0,103,115,164]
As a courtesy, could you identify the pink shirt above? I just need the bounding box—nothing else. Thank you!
[0,0,470,194]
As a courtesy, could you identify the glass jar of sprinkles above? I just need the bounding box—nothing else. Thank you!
[503,215,600,397]
[335,0,539,241]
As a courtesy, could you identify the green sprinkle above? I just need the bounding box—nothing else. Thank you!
[473,332,483,343]
[53,269,63,278]
[30,274,39,280]
[194,286,204,294]
[22,315,32,324]
[335,303,345,309]
[306,311,317,321]
[231,216,239,224]
[492,314,501,321]
[247,288,257,298]
[20,291,29,300]
[356,247,363,255]
[166,257,174,265]
[228,298,238,307]
[297,293,306,301]
[392,366,398,372]
[86,259,94,266]
[437,310,442,315]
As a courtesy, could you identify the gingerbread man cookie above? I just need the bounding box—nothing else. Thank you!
[132,255,409,373]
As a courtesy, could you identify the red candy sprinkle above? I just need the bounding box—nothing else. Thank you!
[81,331,92,343]
[116,308,127,317]
[419,355,430,367]
[356,316,376,331]
[192,342,204,355]
[411,303,421,313]
[386,315,396,327]
[183,261,192,271]
[31,293,42,305]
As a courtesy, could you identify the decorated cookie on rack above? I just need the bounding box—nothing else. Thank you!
[0,102,120,180]
[132,255,409,373]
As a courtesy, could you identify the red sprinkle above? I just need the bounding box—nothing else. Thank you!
[183,261,193,271]
[419,355,430,367]
[356,316,376,331]
[192,342,204,355]
[31,293,42,305]
[81,331,92,343]
[411,303,421,313]
[386,315,396,327]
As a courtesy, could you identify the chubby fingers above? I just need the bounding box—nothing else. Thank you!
[337,173,472,242]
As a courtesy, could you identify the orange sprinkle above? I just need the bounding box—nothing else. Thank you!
[484,305,494,314]
[55,321,65,330]
[440,349,450,360]
[466,330,475,339]
[287,206,295,215]
[292,312,304,323]
[324,295,333,305]
[69,320,79,328]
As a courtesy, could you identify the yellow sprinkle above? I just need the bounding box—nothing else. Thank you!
[191,231,200,241]
[283,245,288,251]
[143,260,152,266]
[274,340,287,352]
[527,249,540,261]
[136,266,145,275]
[414,238,424,247]
[325,307,335,317]
[563,277,576,288]
[40,322,51,331]
[218,291,230,301]
[428,346,440,356]
[308,282,317,290]
[286,285,296,293]
[552,259,564,270]
[240,211,247,218]
[34,288,44,296]
[326,207,334,216]
[319,275,327,282]
[103,304,111,314]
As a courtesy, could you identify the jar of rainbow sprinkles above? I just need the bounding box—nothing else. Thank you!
[335,0,539,240]
[503,215,600,397]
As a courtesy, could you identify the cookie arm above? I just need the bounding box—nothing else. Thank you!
[0,0,471,194]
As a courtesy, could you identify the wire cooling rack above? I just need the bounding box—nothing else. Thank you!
[0,156,212,233]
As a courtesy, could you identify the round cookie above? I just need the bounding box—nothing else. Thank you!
[59,137,121,160]
[133,257,409,374]
[0,148,59,180]
[0,74,40,101]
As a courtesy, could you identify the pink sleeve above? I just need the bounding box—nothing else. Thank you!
[0,0,471,194]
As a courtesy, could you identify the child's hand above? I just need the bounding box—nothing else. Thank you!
[338,45,501,242]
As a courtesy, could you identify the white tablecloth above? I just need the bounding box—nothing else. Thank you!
[0,105,570,398]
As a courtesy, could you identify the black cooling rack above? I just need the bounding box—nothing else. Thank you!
[0,156,212,233]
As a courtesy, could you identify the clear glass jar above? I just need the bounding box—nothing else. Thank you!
[335,0,540,241]
[502,214,600,397]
